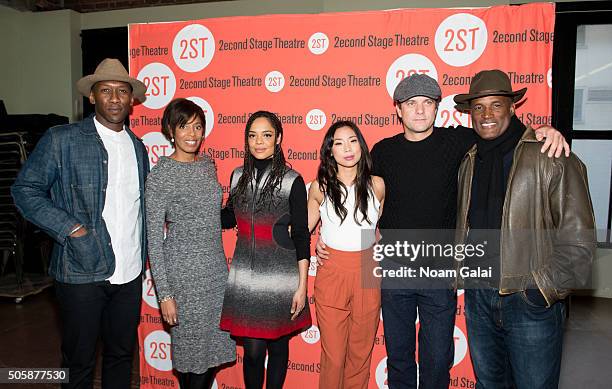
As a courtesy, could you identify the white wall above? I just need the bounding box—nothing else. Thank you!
[1,0,607,119]
[0,6,81,121]
[80,0,323,30]
[0,6,27,116]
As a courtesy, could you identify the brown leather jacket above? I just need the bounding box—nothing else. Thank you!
[455,127,596,306]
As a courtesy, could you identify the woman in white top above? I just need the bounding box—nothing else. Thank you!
[307,120,385,389]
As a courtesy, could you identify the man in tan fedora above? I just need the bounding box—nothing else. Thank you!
[12,58,149,389]
[454,69,595,388]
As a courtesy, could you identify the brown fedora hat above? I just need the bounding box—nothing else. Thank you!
[453,69,527,111]
[77,58,147,102]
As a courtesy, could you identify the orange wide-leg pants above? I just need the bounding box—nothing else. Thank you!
[314,247,381,389]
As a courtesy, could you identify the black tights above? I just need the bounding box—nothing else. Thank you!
[242,336,290,389]
[177,369,214,389]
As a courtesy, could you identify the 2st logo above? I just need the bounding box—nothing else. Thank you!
[178,37,209,59]
[144,330,173,371]
[142,269,159,309]
[138,62,177,110]
[385,54,438,99]
[435,13,488,67]
[300,324,321,344]
[435,95,473,128]
[265,71,285,93]
[142,132,174,168]
[308,32,329,55]
[308,255,318,277]
[444,27,480,52]
[306,109,327,131]
[172,24,216,72]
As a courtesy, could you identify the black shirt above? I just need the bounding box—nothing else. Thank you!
[371,126,476,230]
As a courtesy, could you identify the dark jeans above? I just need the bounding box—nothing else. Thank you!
[464,288,565,389]
[55,276,142,389]
[381,288,456,389]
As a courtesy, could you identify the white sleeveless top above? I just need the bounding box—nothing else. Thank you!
[319,184,381,251]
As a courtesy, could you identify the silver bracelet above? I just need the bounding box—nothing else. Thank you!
[158,296,174,303]
[69,224,84,236]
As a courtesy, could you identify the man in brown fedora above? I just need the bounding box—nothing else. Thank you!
[12,58,149,389]
[454,69,596,388]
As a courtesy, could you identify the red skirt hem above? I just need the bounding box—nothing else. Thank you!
[220,316,312,339]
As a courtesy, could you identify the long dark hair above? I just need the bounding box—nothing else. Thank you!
[233,111,288,208]
[317,120,373,225]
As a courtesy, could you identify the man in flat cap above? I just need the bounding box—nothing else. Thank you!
[316,73,569,389]
[12,58,149,389]
[454,69,595,388]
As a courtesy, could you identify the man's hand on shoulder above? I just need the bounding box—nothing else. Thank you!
[533,126,570,158]
[315,238,329,266]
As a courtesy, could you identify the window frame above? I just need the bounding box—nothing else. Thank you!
[552,1,612,246]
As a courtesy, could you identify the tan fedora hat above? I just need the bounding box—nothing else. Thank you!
[453,69,527,111]
[77,58,147,102]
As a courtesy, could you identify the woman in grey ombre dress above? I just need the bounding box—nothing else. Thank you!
[145,98,235,389]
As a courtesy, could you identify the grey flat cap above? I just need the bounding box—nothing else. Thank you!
[393,74,441,103]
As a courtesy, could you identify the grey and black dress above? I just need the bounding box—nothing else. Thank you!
[145,156,235,373]
[220,159,311,339]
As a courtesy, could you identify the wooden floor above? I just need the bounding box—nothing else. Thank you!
[1,286,611,388]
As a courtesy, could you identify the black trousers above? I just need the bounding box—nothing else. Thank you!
[55,276,142,389]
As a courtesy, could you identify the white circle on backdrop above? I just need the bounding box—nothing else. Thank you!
[453,325,468,367]
[385,54,438,99]
[144,330,173,371]
[172,24,216,72]
[300,324,321,344]
[308,256,318,277]
[142,131,175,169]
[265,70,285,93]
[547,68,552,88]
[138,62,177,110]
[305,109,327,131]
[264,70,285,93]
[435,94,472,128]
[375,357,388,389]
[434,13,488,67]
[142,268,159,309]
[308,32,330,55]
[186,96,215,138]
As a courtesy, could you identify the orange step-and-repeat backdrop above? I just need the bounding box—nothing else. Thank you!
[130,3,554,388]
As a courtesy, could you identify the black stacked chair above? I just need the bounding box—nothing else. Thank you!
[0,132,28,287]
[0,107,68,298]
